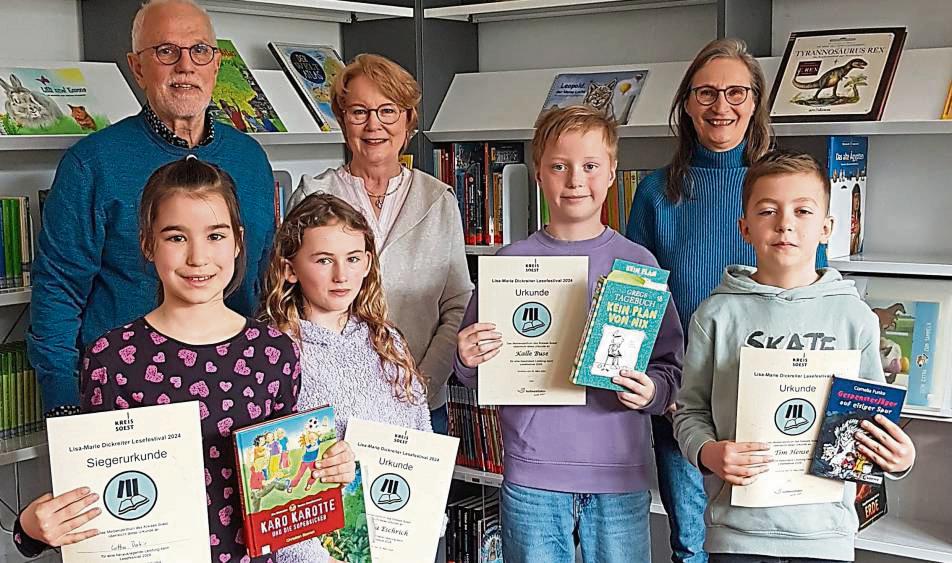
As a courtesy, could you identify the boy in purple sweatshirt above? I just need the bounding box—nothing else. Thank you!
[454,106,684,563]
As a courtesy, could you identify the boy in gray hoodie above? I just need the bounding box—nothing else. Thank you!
[673,151,916,562]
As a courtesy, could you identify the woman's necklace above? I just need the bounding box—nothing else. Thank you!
[347,164,401,209]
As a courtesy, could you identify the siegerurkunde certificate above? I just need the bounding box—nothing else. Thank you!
[46,402,210,562]
[344,418,459,563]
[477,255,589,405]
[732,348,859,508]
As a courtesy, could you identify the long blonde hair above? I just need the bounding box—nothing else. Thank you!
[258,193,426,404]
[666,38,773,204]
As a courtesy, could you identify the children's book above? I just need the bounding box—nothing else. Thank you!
[855,481,888,530]
[540,70,649,123]
[826,136,867,258]
[212,39,287,133]
[942,80,952,120]
[321,462,373,563]
[233,405,346,557]
[268,42,345,131]
[810,376,906,485]
[0,67,109,135]
[571,258,671,392]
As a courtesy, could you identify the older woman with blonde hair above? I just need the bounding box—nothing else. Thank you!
[289,54,472,435]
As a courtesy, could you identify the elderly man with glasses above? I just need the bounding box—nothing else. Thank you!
[26,0,276,420]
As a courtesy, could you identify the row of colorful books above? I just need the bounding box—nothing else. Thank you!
[0,342,44,439]
[448,381,504,474]
[446,493,502,563]
[433,143,526,246]
[0,196,33,289]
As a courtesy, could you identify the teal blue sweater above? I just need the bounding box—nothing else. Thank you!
[625,142,827,337]
[27,111,275,411]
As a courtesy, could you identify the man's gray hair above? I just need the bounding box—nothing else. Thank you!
[130,0,214,52]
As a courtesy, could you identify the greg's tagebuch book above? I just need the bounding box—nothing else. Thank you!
[810,376,906,485]
[571,258,671,392]
[233,405,347,557]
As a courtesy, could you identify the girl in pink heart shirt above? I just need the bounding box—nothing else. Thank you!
[14,158,355,563]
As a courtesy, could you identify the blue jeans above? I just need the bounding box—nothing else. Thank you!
[653,414,708,562]
[500,481,650,563]
[709,555,850,563]
[430,404,448,435]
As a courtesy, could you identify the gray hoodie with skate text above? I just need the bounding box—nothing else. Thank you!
[674,265,884,561]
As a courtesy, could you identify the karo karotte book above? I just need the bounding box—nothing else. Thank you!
[212,39,287,133]
[811,376,906,485]
[571,259,671,392]
[233,405,369,558]
[0,67,110,135]
[768,27,906,122]
[541,70,648,123]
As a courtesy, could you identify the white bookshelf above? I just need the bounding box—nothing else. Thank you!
[0,430,47,467]
[425,0,713,23]
[426,48,952,143]
[830,253,952,278]
[200,0,412,22]
[0,287,31,307]
[856,515,952,562]
[465,245,503,256]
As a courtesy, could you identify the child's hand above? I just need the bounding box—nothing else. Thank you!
[457,323,503,369]
[855,414,916,473]
[20,487,101,547]
[612,370,655,409]
[319,440,357,484]
[699,441,772,485]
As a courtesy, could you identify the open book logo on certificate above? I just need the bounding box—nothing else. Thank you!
[103,471,157,520]
[513,301,551,337]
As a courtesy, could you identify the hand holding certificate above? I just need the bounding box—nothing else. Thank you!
[731,349,860,508]
[474,256,589,405]
[43,402,210,562]
[345,418,459,563]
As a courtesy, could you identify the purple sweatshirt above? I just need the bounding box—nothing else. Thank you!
[455,227,684,494]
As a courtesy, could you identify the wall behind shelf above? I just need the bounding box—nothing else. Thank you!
[478,3,717,71]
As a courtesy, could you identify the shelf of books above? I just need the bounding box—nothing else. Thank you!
[424,0,713,22]
[830,253,952,278]
[199,0,412,22]
[427,48,952,142]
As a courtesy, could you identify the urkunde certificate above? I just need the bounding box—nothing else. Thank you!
[46,402,210,562]
[732,348,859,507]
[344,418,459,563]
[477,255,588,405]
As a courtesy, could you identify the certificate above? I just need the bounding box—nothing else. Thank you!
[344,418,459,563]
[732,348,859,508]
[477,255,588,405]
[46,402,210,562]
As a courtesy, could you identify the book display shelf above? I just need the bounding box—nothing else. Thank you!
[4,0,952,562]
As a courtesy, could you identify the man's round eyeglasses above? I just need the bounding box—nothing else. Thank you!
[136,43,218,66]
[691,85,752,106]
[344,104,405,125]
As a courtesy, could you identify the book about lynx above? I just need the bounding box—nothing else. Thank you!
[233,405,355,557]
[541,70,648,123]
[0,67,109,135]
[768,27,906,122]
[810,376,906,485]
[212,39,287,133]
[571,259,670,392]
[269,42,344,131]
